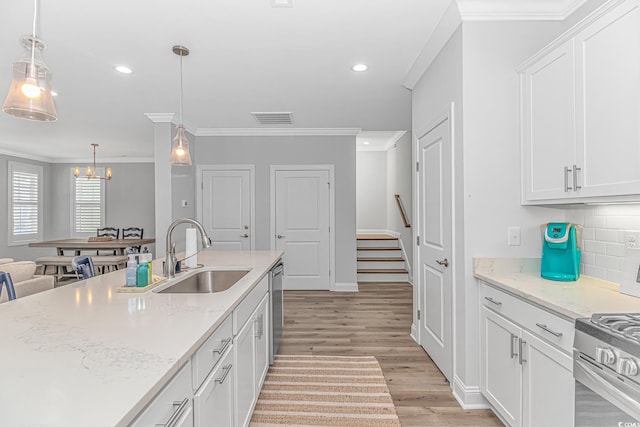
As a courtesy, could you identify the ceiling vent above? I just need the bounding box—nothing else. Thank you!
[251,112,294,125]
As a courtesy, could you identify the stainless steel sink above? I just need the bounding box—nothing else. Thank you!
[157,269,249,294]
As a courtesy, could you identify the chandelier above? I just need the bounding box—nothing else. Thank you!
[74,144,112,181]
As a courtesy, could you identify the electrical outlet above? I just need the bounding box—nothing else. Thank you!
[625,231,640,249]
[508,227,521,246]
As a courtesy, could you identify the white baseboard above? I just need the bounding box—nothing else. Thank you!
[410,322,418,343]
[334,282,358,292]
[452,376,490,409]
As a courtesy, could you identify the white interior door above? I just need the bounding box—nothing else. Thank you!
[274,168,330,290]
[417,113,453,381]
[201,168,253,251]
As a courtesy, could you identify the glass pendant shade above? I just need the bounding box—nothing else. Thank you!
[170,125,192,165]
[3,36,57,122]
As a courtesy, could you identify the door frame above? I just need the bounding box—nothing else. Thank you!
[196,164,256,250]
[270,165,335,291]
[413,102,457,384]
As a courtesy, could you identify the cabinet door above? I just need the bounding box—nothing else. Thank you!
[575,0,640,197]
[521,39,576,202]
[235,312,256,427]
[194,348,234,427]
[254,295,270,392]
[521,331,574,427]
[480,306,522,427]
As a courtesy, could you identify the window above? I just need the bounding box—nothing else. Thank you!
[8,162,43,245]
[71,168,105,235]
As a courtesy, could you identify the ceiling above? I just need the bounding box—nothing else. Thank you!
[0,0,585,162]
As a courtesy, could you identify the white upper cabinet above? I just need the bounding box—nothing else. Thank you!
[521,39,576,201]
[520,0,640,204]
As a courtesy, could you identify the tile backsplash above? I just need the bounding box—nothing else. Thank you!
[565,204,640,284]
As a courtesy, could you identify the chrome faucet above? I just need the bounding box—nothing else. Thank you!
[164,218,212,278]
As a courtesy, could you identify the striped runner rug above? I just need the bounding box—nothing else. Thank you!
[249,355,401,427]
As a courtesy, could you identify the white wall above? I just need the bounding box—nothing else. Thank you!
[0,154,53,261]
[356,151,387,230]
[386,132,413,270]
[193,135,357,287]
[460,20,566,390]
[412,15,574,399]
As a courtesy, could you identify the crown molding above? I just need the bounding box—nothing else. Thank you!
[0,147,54,163]
[383,131,408,150]
[49,157,155,164]
[195,128,362,137]
[144,113,175,123]
[457,0,587,21]
[403,0,462,90]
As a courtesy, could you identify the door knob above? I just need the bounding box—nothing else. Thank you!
[436,258,449,267]
[240,234,249,238]
[277,234,285,239]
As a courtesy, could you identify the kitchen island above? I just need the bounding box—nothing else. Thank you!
[0,250,282,427]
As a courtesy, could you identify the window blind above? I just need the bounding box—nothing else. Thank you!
[12,170,39,235]
[74,177,102,233]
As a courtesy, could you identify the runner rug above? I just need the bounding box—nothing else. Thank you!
[249,354,401,427]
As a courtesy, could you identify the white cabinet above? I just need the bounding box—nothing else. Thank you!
[132,273,272,427]
[481,307,522,427]
[254,295,270,393]
[235,292,270,427]
[521,331,574,427]
[574,0,640,198]
[235,307,257,427]
[521,39,577,202]
[194,346,235,427]
[520,0,640,204]
[479,283,574,427]
[130,361,194,427]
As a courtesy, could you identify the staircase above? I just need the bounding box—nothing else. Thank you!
[357,234,409,282]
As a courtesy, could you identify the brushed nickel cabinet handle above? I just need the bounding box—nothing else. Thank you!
[484,296,502,306]
[510,334,518,359]
[519,339,527,365]
[215,364,233,384]
[564,166,573,192]
[212,337,232,355]
[536,323,563,337]
[163,397,189,427]
[573,164,582,190]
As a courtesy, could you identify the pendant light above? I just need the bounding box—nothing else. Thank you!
[3,0,57,122]
[170,45,192,166]
[73,144,112,181]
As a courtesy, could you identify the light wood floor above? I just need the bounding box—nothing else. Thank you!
[279,282,502,426]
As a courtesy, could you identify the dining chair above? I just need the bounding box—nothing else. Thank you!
[0,271,17,302]
[71,256,96,280]
[97,227,120,239]
[96,227,120,256]
[123,227,144,253]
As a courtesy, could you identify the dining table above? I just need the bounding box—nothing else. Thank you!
[29,238,156,256]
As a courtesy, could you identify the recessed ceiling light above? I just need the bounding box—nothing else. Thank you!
[115,65,133,74]
[271,0,293,7]
[352,64,368,72]
[50,90,58,97]
[362,141,370,145]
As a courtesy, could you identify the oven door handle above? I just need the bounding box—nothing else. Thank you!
[574,354,640,420]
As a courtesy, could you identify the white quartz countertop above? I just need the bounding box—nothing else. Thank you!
[0,250,282,427]
[474,258,640,320]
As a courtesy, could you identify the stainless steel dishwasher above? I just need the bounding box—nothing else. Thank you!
[269,261,284,364]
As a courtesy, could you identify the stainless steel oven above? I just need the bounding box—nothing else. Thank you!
[574,314,640,427]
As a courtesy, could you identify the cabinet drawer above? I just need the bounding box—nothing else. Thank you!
[130,361,193,427]
[234,275,268,335]
[192,314,233,390]
[479,282,574,353]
